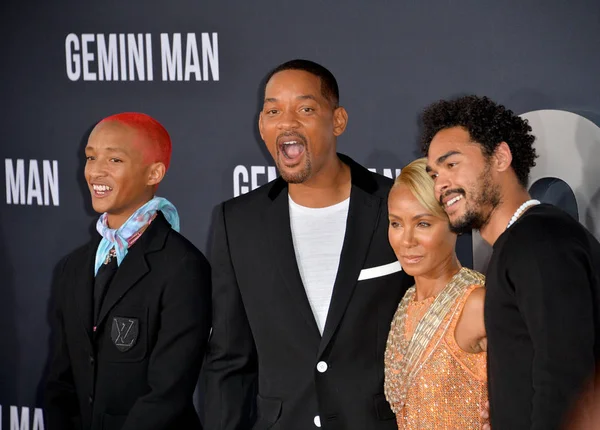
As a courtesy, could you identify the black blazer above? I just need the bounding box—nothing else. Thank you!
[205,154,413,430]
[44,212,211,430]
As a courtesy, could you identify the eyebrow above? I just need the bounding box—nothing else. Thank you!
[434,150,461,165]
[388,213,432,220]
[85,146,128,154]
[413,213,432,220]
[264,94,319,104]
[426,150,463,172]
[426,150,461,173]
[297,94,318,102]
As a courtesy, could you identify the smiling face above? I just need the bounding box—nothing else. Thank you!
[388,183,457,278]
[426,127,501,234]
[84,121,164,229]
[258,69,347,184]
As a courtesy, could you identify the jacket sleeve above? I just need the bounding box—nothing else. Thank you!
[204,203,258,430]
[44,257,82,430]
[121,251,212,430]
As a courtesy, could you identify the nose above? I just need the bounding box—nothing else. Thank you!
[434,172,451,201]
[401,226,417,248]
[277,109,300,131]
[85,158,107,181]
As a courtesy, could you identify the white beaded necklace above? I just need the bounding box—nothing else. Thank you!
[506,199,541,229]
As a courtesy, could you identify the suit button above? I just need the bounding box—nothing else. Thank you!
[89,355,94,366]
[88,395,93,405]
[316,361,328,373]
[314,415,321,427]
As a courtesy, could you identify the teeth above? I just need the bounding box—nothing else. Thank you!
[283,141,298,145]
[446,195,463,207]
[93,184,112,192]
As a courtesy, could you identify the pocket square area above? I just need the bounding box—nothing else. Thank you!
[358,261,402,281]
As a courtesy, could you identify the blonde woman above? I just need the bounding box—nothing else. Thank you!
[384,158,488,429]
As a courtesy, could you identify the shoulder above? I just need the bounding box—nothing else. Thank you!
[62,239,96,270]
[220,177,282,216]
[153,232,211,297]
[498,205,591,259]
[339,153,394,199]
[54,239,97,301]
[455,268,486,321]
[164,229,209,267]
[369,171,394,199]
[453,283,486,355]
[462,285,485,317]
[510,204,585,242]
[146,214,209,269]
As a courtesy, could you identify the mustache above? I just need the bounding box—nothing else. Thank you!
[439,188,466,205]
[276,132,307,146]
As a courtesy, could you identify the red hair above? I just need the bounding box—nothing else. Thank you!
[99,112,172,170]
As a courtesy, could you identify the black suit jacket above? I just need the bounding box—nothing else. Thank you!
[205,154,413,430]
[45,212,211,430]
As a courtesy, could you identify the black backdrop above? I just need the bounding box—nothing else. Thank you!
[1,0,599,427]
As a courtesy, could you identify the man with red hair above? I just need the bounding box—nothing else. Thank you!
[44,113,211,430]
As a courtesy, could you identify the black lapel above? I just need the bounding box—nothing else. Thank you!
[318,155,383,357]
[74,236,100,344]
[95,212,169,328]
[266,179,321,338]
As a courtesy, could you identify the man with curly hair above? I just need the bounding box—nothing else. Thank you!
[422,95,600,430]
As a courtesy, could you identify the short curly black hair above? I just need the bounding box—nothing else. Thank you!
[265,59,339,108]
[421,95,537,188]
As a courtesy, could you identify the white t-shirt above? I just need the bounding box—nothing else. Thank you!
[289,195,350,334]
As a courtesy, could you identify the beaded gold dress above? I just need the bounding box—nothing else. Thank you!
[384,268,487,429]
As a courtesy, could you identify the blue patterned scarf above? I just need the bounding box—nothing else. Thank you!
[94,196,180,275]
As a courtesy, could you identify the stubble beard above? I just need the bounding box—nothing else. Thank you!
[448,165,501,234]
[277,149,312,184]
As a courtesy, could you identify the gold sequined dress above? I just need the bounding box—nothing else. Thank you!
[384,268,487,429]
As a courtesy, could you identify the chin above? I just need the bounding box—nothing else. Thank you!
[449,219,474,235]
[402,268,418,278]
[90,199,111,215]
[446,208,464,222]
[91,205,108,215]
[400,264,426,278]
[280,167,310,184]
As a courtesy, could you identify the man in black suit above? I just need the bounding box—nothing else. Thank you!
[204,60,413,430]
[44,113,211,430]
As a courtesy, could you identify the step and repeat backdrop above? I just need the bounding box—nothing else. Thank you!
[1,0,599,427]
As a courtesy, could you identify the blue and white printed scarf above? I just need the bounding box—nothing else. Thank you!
[94,196,180,275]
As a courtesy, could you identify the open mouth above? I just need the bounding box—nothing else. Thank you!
[277,134,306,165]
[444,194,463,208]
[91,183,113,197]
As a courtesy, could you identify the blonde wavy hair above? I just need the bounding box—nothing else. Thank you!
[392,157,447,220]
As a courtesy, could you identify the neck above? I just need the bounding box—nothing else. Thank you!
[413,254,462,301]
[127,214,155,245]
[106,196,153,229]
[479,185,531,246]
[107,214,129,230]
[288,156,351,208]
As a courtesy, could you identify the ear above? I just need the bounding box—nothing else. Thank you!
[493,142,512,173]
[258,111,265,142]
[333,106,348,137]
[147,162,166,186]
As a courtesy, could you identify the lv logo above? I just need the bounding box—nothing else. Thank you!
[111,317,139,352]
